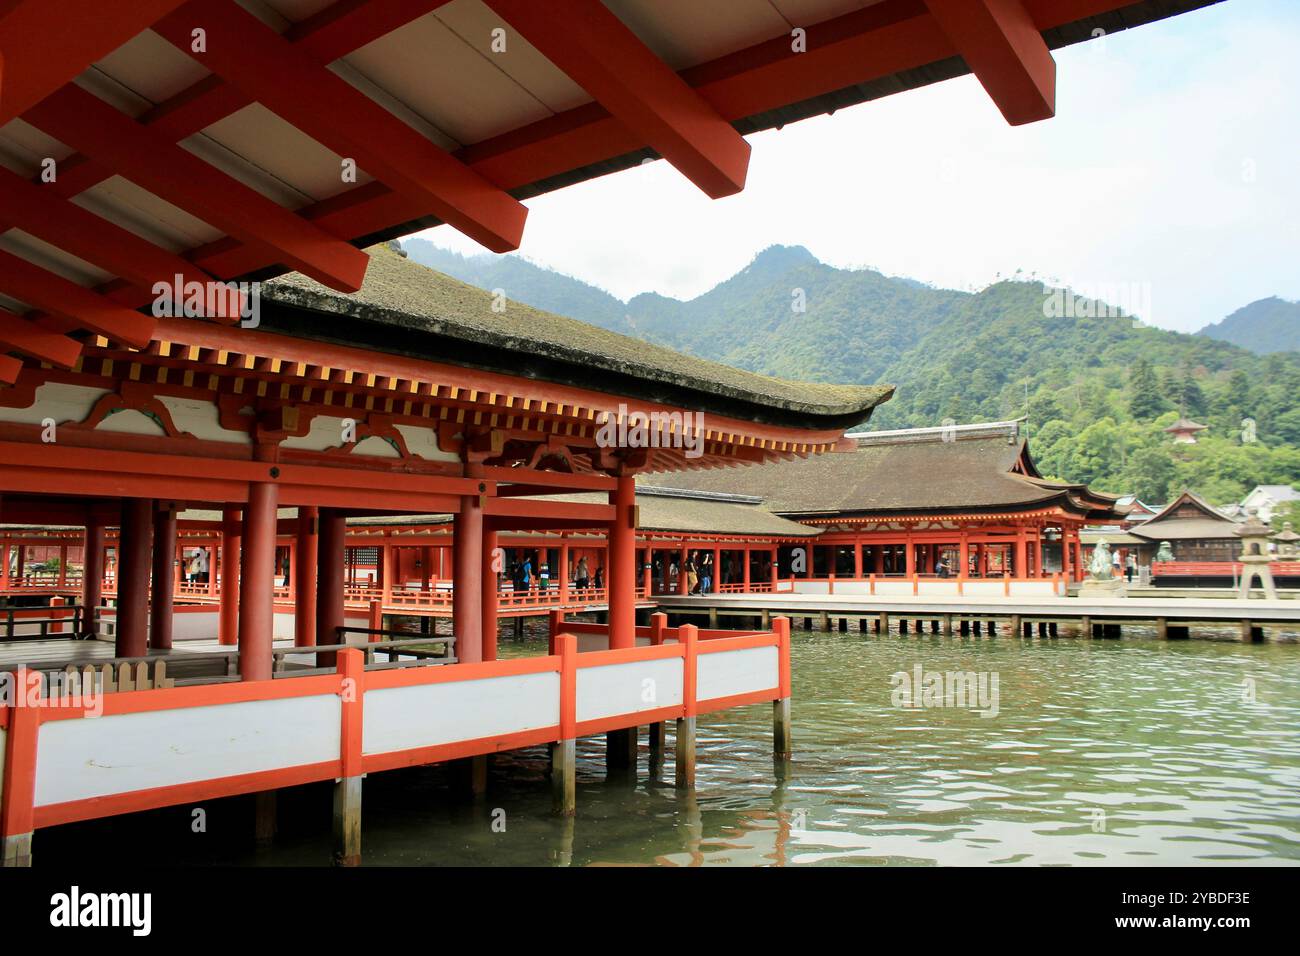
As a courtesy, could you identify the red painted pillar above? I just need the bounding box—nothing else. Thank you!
[454,482,485,664]
[57,545,68,587]
[80,518,104,638]
[115,498,153,658]
[316,509,346,656]
[150,505,177,650]
[743,547,751,591]
[608,475,636,650]
[853,540,863,579]
[295,506,318,647]
[238,481,279,682]
[0,538,9,590]
[770,547,778,588]
[1015,530,1028,578]
[482,529,499,662]
[206,539,217,597]
[381,540,396,604]
[904,534,916,578]
[1060,528,1072,581]
[559,540,570,601]
[218,507,241,646]
[678,544,689,595]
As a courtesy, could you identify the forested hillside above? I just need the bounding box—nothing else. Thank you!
[401,240,1300,506]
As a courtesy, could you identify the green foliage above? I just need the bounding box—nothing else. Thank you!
[401,242,1300,508]
[1130,357,1167,420]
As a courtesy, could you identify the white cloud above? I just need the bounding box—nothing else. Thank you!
[414,0,1300,332]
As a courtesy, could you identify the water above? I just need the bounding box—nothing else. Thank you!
[39,623,1300,866]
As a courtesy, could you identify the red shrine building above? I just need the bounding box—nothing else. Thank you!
[653,420,1127,585]
[0,0,1221,866]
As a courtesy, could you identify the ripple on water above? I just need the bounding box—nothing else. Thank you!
[226,625,1300,866]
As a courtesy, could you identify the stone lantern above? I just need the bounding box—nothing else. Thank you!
[1273,522,1299,560]
[1235,510,1277,599]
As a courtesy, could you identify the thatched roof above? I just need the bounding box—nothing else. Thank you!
[644,421,1123,519]
[1130,490,1241,542]
[260,244,891,429]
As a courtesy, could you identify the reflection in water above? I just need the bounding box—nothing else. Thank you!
[358,623,1300,867]
[40,621,1300,866]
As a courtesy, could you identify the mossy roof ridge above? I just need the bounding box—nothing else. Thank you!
[262,244,892,423]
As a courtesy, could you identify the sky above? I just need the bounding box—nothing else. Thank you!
[412,0,1300,334]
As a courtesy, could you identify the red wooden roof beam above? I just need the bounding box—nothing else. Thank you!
[0,250,155,348]
[0,308,82,367]
[0,0,188,125]
[25,85,370,293]
[484,0,750,198]
[154,0,526,253]
[0,166,242,322]
[922,0,1055,124]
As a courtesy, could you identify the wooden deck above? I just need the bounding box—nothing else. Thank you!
[657,591,1300,640]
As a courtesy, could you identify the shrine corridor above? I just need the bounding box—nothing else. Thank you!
[32,620,1300,867]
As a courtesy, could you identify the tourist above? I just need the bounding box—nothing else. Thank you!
[686,553,699,594]
[1126,552,1136,583]
[522,555,533,589]
[936,556,950,578]
[593,564,604,589]
[575,556,590,590]
[1111,548,1122,578]
[701,553,713,593]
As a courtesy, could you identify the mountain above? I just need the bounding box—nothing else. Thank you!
[1198,296,1300,354]
[403,238,629,330]
[397,240,1300,505]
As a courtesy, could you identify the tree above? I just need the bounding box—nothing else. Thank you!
[1129,357,1167,420]
[1122,445,1176,503]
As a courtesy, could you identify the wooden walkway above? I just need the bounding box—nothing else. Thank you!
[657,592,1300,641]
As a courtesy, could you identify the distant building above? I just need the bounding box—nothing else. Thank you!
[1114,495,1160,526]
[649,419,1126,581]
[1241,485,1300,523]
[1131,490,1242,562]
[1164,418,1208,444]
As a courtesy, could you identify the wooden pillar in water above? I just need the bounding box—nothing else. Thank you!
[333,649,363,866]
[675,624,698,790]
[773,617,792,762]
[552,634,577,816]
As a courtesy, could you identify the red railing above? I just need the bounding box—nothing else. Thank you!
[1152,561,1300,577]
[0,617,790,841]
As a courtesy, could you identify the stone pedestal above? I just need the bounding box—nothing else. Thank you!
[1078,576,1126,598]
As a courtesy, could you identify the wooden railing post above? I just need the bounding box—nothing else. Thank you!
[2,669,39,867]
[675,623,698,791]
[773,616,792,761]
[333,648,364,867]
[552,633,577,816]
[547,609,565,655]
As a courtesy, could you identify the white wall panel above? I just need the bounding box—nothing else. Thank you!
[575,658,683,723]
[697,646,778,703]
[363,671,559,756]
[35,694,341,807]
